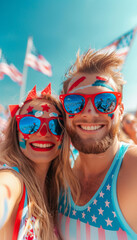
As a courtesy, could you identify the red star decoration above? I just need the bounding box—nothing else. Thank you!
[41,104,50,112]
[27,106,34,113]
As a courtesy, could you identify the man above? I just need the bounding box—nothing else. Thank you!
[58,49,137,239]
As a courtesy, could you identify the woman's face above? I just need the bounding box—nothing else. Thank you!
[122,114,137,137]
[17,100,63,166]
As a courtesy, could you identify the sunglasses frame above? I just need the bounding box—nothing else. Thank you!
[16,114,63,137]
[59,92,122,115]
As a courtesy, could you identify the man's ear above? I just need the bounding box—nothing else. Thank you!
[119,102,124,119]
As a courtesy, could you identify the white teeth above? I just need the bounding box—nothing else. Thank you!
[81,125,101,130]
[32,143,53,148]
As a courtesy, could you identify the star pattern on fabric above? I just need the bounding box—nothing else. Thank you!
[87,206,91,212]
[72,210,76,216]
[112,211,116,218]
[41,104,50,112]
[106,184,111,190]
[99,191,104,198]
[91,215,97,223]
[98,207,104,215]
[58,147,129,232]
[93,199,97,205]
[105,200,110,207]
[105,217,113,226]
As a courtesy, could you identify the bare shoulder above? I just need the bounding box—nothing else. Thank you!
[117,144,137,233]
[0,169,24,203]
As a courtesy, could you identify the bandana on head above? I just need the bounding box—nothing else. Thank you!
[9,83,51,117]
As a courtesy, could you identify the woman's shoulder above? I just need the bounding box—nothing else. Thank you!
[0,164,24,204]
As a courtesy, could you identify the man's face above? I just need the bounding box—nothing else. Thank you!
[65,73,123,154]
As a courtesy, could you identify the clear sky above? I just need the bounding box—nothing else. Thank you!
[1,0,137,112]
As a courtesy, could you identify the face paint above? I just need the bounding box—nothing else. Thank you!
[96,76,108,82]
[69,115,75,118]
[49,112,58,117]
[67,76,86,93]
[108,113,114,119]
[27,106,34,113]
[35,111,44,117]
[41,104,50,112]
[58,144,62,149]
[19,138,26,149]
[39,124,47,136]
[28,109,38,115]
[92,80,114,91]
[0,198,8,228]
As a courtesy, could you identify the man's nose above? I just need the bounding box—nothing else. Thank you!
[82,99,99,116]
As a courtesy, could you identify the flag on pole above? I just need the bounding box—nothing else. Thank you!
[102,27,137,62]
[25,40,52,77]
[0,50,22,85]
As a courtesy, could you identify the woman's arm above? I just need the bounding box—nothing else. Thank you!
[0,170,23,228]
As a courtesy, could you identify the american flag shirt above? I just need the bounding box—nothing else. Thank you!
[58,143,137,240]
[0,164,39,240]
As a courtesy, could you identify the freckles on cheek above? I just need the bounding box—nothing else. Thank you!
[19,138,27,149]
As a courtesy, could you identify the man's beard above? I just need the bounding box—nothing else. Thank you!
[66,121,120,154]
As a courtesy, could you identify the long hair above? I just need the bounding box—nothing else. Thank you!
[0,94,65,239]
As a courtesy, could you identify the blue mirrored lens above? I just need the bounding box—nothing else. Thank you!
[94,93,116,113]
[19,117,41,134]
[49,119,63,135]
[64,95,85,114]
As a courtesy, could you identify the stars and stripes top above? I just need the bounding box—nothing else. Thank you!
[58,142,137,240]
[0,164,39,240]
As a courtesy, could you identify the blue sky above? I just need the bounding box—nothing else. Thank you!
[1,0,137,112]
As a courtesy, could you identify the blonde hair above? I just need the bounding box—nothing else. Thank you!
[0,94,64,240]
[62,48,125,94]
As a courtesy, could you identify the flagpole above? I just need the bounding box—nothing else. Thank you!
[19,37,33,104]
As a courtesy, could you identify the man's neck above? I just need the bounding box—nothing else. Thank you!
[72,138,120,205]
[73,137,120,181]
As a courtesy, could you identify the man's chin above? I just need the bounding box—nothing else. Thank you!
[66,126,116,154]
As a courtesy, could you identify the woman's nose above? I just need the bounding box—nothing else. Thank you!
[39,123,48,136]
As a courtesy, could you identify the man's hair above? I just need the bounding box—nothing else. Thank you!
[62,48,125,94]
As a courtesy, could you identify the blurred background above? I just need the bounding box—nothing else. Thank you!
[1,0,137,113]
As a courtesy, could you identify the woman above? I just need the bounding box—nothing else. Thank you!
[0,84,64,239]
[120,113,137,144]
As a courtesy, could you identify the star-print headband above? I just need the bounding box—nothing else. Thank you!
[16,114,63,137]
[59,92,122,115]
[9,83,51,117]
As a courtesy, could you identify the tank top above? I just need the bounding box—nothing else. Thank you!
[58,142,137,239]
[0,164,39,240]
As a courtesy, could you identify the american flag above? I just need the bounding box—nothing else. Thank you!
[0,51,22,85]
[102,27,137,62]
[25,41,52,77]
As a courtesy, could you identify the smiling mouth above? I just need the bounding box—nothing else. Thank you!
[79,124,104,131]
[30,142,55,151]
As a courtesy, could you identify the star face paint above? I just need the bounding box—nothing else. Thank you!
[108,113,114,119]
[41,104,50,112]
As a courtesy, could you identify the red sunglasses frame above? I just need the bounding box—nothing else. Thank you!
[16,114,63,137]
[59,92,122,115]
